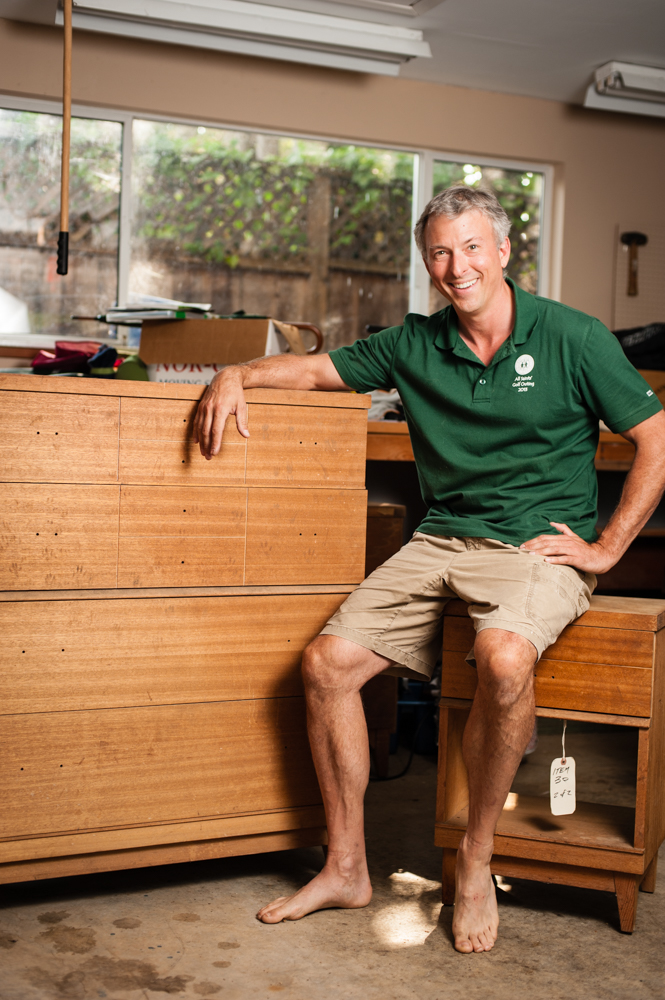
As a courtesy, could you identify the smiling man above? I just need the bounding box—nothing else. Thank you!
[193,186,665,953]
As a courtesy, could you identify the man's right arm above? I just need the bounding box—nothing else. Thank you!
[193,352,350,459]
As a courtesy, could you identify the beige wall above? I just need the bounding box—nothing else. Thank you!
[2,17,664,327]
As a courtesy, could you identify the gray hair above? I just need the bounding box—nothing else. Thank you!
[414,186,511,257]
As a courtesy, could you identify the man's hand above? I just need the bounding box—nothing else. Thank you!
[191,353,350,460]
[520,522,617,574]
[193,369,248,460]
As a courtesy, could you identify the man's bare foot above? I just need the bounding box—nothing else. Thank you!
[256,855,372,924]
[452,836,499,953]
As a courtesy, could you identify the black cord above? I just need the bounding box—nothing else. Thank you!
[369,709,432,782]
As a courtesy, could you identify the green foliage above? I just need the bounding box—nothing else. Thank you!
[0,110,121,251]
[132,122,414,270]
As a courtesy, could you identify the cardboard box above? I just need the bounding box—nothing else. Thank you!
[139,318,283,384]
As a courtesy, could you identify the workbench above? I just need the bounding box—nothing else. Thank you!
[0,374,369,884]
[367,421,638,471]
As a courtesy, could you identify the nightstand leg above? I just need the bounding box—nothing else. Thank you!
[640,855,658,894]
[442,848,456,905]
[615,872,640,932]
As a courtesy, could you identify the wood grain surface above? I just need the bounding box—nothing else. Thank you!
[0,827,328,885]
[0,484,119,590]
[490,855,616,892]
[118,485,248,587]
[0,584,357,602]
[119,485,247,536]
[0,593,345,715]
[443,595,665,632]
[0,697,321,840]
[246,404,366,487]
[438,794,637,853]
[443,614,654,668]
[119,398,246,485]
[0,373,371,408]
[245,487,367,585]
[440,649,652,717]
[645,630,665,863]
[0,391,119,483]
[0,805,326,865]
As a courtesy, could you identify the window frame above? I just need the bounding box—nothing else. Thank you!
[0,92,559,321]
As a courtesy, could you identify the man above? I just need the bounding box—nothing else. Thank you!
[193,187,665,953]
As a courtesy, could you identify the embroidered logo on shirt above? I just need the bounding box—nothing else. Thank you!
[512,354,536,392]
[515,354,535,374]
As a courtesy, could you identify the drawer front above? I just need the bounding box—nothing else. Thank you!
[0,698,320,840]
[0,391,119,483]
[442,617,654,717]
[118,485,247,587]
[0,593,347,714]
[119,398,246,485]
[245,404,366,487]
[244,487,367,585]
[0,483,119,590]
[443,615,654,669]
[440,651,652,717]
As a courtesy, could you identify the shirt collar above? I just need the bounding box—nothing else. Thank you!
[433,277,539,353]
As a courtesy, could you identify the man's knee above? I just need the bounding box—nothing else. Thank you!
[301,634,383,695]
[474,629,536,705]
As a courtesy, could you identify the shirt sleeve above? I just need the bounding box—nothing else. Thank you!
[577,320,663,433]
[328,325,402,393]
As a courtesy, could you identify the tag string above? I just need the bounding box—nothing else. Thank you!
[561,720,567,765]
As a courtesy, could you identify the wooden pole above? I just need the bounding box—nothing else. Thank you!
[57,0,72,276]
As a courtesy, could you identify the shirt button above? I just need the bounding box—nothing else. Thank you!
[479,379,486,385]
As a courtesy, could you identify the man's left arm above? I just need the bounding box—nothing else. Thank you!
[521,409,665,573]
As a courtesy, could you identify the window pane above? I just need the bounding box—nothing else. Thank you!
[130,121,414,349]
[0,109,121,336]
[431,161,543,309]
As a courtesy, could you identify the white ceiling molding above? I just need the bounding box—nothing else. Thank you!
[50,0,430,75]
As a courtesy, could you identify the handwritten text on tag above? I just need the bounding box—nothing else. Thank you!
[550,756,576,815]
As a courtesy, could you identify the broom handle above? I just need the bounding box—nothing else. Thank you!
[57,0,72,275]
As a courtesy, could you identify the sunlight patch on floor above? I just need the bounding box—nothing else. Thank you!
[371,871,442,948]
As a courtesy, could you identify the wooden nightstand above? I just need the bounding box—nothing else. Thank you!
[436,595,665,932]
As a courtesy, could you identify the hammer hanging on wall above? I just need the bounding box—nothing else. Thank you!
[57,0,72,276]
[620,231,648,297]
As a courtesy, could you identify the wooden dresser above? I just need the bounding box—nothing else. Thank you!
[0,374,369,884]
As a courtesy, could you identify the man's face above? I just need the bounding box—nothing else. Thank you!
[422,210,511,318]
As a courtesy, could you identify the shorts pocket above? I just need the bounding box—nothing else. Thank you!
[526,561,591,648]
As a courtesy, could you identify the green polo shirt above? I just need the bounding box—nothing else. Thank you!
[330,280,662,546]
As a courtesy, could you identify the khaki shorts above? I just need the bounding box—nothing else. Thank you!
[321,532,596,681]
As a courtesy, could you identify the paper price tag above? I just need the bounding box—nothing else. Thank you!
[550,756,576,815]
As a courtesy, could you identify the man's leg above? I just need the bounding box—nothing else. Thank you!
[257,633,392,923]
[452,628,537,954]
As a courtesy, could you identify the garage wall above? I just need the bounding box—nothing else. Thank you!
[1,16,664,327]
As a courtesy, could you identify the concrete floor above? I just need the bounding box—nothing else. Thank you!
[1,730,663,1000]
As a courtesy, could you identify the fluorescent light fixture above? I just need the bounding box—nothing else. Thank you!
[584,61,665,119]
[54,0,431,76]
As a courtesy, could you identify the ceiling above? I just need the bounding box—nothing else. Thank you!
[2,0,665,104]
[399,0,665,103]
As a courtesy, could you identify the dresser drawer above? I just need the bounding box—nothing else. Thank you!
[0,391,119,484]
[0,483,119,590]
[119,398,246,485]
[441,615,654,718]
[245,404,366,488]
[117,485,247,587]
